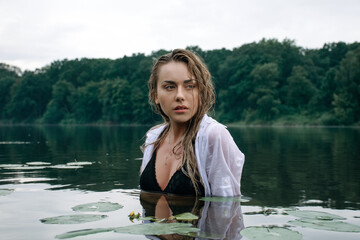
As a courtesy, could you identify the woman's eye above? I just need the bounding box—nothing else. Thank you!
[165,85,175,90]
[186,84,195,89]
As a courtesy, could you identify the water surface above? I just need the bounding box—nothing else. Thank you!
[0,125,359,239]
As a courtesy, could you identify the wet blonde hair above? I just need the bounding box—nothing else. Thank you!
[147,49,215,195]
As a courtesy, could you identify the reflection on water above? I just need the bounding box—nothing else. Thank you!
[0,125,147,191]
[140,192,244,239]
[1,125,360,239]
[229,126,360,209]
[1,125,359,207]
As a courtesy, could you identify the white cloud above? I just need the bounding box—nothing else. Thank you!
[0,0,359,71]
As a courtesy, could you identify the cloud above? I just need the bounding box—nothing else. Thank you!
[0,0,359,71]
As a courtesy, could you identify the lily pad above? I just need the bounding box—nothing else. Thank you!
[289,218,360,232]
[0,189,14,196]
[72,202,123,212]
[0,164,23,168]
[285,210,345,220]
[174,212,199,221]
[0,141,31,144]
[50,165,83,169]
[5,165,48,170]
[114,222,200,235]
[139,216,155,221]
[184,231,223,239]
[244,208,279,216]
[40,214,107,224]
[56,228,114,239]
[241,226,302,240]
[200,196,249,203]
[26,161,51,166]
[66,161,92,166]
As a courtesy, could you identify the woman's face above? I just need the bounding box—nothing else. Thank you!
[155,61,199,126]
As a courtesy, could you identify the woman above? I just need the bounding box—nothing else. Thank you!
[140,49,244,197]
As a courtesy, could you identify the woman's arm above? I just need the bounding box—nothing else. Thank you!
[197,123,245,196]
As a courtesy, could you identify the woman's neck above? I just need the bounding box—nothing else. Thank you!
[168,122,188,144]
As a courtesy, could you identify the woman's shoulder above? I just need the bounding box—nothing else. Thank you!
[146,123,167,143]
[198,115,230,139]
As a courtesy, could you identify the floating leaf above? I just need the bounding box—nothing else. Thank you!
[50,165,83,169]
[0,141,31,145]
[114,222,200,235]
[26,161,51,166]
[72,202,123,212]
[200,196,249,203]
[0,164,23,168]
[7,165,48,170]
[289,218,360,232]
[244,208,279,216]
[302,199,323,204]
[185,231,224,239]
[241,226,302,240]
[0,189,14,196]
[40,214,107,224]
[285,210,345,220]
[174,212,199,221]
[139,216,155,221]
[56,228,114,239]
[66,161,92,166]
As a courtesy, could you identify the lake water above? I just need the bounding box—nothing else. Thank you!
[0,125,359,239]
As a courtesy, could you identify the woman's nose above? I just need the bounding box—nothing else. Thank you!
[176,86,185,101]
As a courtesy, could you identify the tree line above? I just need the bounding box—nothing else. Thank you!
[0,39,359,125]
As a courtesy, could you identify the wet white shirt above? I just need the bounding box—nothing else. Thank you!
[140,114,245,197]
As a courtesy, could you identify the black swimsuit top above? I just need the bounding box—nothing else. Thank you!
[140,149,204,196]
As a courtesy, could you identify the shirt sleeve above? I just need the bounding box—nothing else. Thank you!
[140,124,166,174]
[202,123,245,196]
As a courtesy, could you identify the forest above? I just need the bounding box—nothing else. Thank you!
[0,39,359,125]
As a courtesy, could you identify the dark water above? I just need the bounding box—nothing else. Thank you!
[0,125,359,239]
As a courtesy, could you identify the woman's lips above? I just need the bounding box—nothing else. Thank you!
[174,105,188,113]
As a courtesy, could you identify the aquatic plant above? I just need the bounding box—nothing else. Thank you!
[72,201,123,212]
[40,214,107,224]
[241,226,302,240]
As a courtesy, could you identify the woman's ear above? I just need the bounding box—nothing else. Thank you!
[154,94,159,104]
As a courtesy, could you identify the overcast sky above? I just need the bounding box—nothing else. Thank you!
[1,0,359,71]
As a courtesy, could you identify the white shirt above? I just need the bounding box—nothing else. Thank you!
[140,114,245,196]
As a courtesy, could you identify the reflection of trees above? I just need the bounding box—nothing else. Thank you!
[0,125,148,191]
[229,127,360,208]
[1,126,359,208]
[0,126,52,164]
[40,125,147,190]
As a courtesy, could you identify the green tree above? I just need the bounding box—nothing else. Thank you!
[6,71,52,122]
[42,80,76,123]
[130,86,156,123]
[99,79,133,123]
[248,63,281,120]
[332,47,360,124]
[1,41,359,125]
[0,63,22,78]
[317,67,337,110]
[0,63,21,119]
[75,81,103,123]
[286,66,317,110]
[0,76,16,119]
